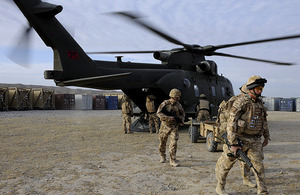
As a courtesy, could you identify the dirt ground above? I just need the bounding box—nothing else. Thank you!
[0,110,299,195]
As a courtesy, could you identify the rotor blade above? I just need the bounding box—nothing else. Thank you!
[112,11,189,48]
[86,50,171,54]
[211,52,294,65]
[211,34,300,51]
[6,26,32,67]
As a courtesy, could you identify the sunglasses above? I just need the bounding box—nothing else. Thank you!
[255,86,264,91]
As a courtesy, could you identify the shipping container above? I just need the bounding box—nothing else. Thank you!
[0,87,9,111]
[273,98,281,111]
[55,94,75,110]
[8,87,33,110]
[296,98,300,112]
[93,95,106,110]
[278,98,295,112]
[103,93,123,108]
[105,96,118,110]
[262,97,276,111]
[75,94,93,110]
[32,88,55,110]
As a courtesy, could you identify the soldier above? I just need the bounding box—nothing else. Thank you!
[217,84,256,189]
[121,95,133,134]
[215,75,270,195]
[146,95,160,133]
[196,94,211,121]
[157,88,185,167]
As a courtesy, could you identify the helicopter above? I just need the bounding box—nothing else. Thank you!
[11,0,300,131]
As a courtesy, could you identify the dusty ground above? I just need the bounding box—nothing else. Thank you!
[0,110,299,195]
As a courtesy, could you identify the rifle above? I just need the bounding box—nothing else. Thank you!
[221,132,259,175]
[161,106,183,124]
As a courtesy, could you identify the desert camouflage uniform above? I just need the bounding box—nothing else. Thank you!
[121,100,133,134]
[157,99,185,162]
[196,99,211,121]
[146,98,160,133]
[215,94,270,195]
[217,95,253,183]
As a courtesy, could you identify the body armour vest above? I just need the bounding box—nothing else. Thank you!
[239,96,265,136]
[146,100,156,113]
[122,102,132,114]
[197,99,210,111]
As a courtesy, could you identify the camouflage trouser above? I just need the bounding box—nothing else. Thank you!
[196,110,211,121]
[239,160,251,181]
[122,114,131,133]
[149,113,160,133]
[158,123,179,160]
[215,137,268,194]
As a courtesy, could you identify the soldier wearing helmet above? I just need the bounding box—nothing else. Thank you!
[215,75,270,195]
[121,95,133,134]
[157,88,185,167]
[196,94,211,121]
[218,83,256,189]
[146,95,160,133]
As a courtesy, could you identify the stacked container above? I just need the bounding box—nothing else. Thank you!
[32,88,55,110]
[0,87,9,111]
[55,94,75,110]
[93,95,106,110]
[8,87,32,110]
[75,94,93,110]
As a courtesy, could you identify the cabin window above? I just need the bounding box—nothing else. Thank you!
[183,78,191,88]
[211,86,216,97]
[221,87,225,97]
[194,85,200,97]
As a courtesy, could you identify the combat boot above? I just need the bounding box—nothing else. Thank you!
[170,159,179,167]
[216,183,229,195]
[243,178,257,188]
[160,156,166,163]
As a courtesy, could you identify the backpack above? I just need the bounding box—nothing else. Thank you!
[216,95,240,134]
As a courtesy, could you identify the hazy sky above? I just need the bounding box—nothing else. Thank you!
[1,0,300,97]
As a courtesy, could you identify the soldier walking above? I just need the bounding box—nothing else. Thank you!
[121,95,133,134]
[217,84,257,189]
[146,95,160,133]
[157,88,185,167]
[215,75,270,195]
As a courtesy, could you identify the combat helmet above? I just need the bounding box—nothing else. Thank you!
[123,94,130,101]
[199,94,206,99]
[169,88,181,98]
[146,95,156,102]
[239,84,249,94]
[246,75,267,90]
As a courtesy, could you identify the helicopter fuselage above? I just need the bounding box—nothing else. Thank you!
[14,0,234,117]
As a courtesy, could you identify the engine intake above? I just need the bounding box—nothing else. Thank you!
[196,60,218,75]
[153,51,170,63]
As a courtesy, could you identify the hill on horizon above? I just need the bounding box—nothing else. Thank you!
[0,83,123,96]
